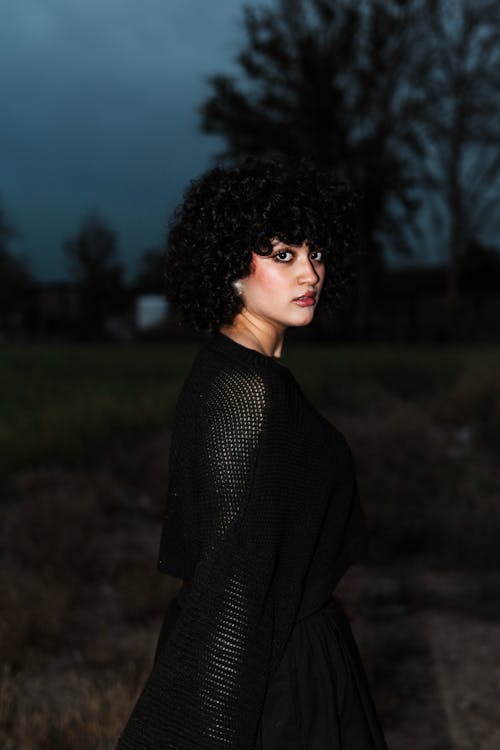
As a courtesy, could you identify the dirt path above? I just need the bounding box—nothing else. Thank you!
[339,566,454,749]
[338,564,500,749]
[426,613,500,750]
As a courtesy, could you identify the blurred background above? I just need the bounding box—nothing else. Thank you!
[1,1,499,748]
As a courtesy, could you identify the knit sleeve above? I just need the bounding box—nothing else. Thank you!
[116,365,280,750]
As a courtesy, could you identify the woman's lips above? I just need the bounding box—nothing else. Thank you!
[293,296,316,307]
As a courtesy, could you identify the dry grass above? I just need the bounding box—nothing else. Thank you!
[0,664,148,750]
[0,385,178,496]
[0,567,70,669]
[332,362,500,568]
[430,361,500,454]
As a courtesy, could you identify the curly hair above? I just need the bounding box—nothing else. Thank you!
[163,155,361,333]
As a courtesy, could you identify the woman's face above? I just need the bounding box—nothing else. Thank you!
[238,238,326,331]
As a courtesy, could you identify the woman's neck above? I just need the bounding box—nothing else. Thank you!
[219,318,285,360]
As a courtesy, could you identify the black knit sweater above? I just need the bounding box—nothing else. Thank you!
[117,330,369,749]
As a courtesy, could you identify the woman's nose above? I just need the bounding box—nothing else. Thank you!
[297,256,320,283]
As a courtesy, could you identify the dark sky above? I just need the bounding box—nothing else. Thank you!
[2,0,444,283]
[1,0,260,282]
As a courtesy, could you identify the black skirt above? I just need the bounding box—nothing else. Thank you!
[153,594,389,749]
[255,595,389,749]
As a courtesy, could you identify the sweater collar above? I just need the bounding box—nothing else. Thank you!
[208,331,292,375]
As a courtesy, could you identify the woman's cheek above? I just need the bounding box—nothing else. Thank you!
[252,262,287,294]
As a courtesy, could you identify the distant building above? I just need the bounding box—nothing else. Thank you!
[134,294,169,331]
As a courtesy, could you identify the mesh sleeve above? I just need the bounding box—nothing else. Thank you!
[116,366,277,750]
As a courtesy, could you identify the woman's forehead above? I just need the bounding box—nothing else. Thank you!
[270,237,311,247]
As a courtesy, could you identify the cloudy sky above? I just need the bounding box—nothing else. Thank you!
[1,0,260,282]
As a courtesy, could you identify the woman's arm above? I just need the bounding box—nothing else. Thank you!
[117,367,277,750]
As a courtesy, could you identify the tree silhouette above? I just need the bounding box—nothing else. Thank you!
[419,0,500,336]
[200,0,430,336]
[0,194,18,255]
[63,211,125,339]
[133,247,166,294]
[0,195,33,332]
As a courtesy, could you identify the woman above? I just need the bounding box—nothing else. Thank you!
[117,156,389,749]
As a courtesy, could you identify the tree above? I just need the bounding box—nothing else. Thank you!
[133,247,166,294]
[419,0,500,336]
[199,0,430,337]
[0,195,33,332]
[0,194,18,255]
[63,211,125,339]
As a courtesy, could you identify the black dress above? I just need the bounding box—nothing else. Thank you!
[116,331,389,749]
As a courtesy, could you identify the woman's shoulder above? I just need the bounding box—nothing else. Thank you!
[176,332,296,424]
[196,332,292,388]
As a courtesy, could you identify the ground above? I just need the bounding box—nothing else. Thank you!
[1,441,499,749]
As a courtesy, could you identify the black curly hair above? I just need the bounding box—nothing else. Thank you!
[164,155,361,333]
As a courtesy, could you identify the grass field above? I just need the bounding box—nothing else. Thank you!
[0,341,196,486]
[2,339,499,487]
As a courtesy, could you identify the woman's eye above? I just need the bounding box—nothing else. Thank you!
[272,249,324,262]
[273,250,293,262]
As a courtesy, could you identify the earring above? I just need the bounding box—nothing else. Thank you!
[232,279,244,296]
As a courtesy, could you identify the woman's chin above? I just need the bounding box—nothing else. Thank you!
[287,310,316,327]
